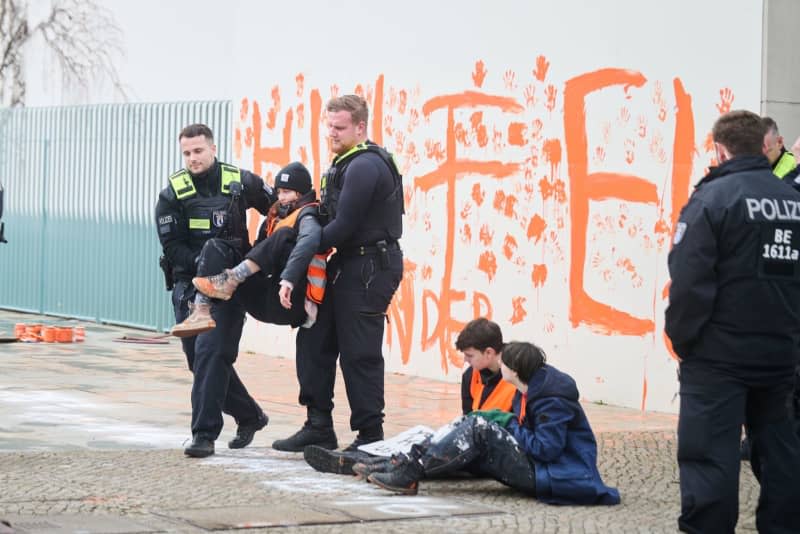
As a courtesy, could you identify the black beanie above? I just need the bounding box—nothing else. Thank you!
[275,162,312,195]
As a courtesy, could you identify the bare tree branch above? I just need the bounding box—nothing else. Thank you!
[0,0,127,107]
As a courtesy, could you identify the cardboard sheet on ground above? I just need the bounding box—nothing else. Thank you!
[357,425,435,456]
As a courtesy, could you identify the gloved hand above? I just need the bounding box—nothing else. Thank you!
[471,408,515,427]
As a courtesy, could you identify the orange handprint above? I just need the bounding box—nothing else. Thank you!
[530,118,543,140]
[533,55,549,82]
[624,139,635,164]
[472,60,488,88]
[618,106,631,125]
[330,84,339,98]
[295,73,304,97]
[716,87,734,114]
[523,84,537,108]
[407,108,419,133]
[637,115,647,138]
[503,69,517,90]
[545,84,557,112]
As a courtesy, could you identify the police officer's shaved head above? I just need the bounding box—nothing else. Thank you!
[179,123,214,143]
[327,95,369,127]
[712,110,767,158]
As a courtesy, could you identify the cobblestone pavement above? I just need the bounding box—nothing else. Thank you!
[0,310,760,533]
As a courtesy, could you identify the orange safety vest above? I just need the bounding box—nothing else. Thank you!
[266,202,328,304]
[469,369,517,412]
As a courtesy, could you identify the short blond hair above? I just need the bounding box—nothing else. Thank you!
[326,95,369,127]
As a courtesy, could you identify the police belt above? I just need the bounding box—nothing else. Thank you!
[337,240,399,258]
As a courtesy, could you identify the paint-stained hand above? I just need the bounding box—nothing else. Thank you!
[279,284,293,309]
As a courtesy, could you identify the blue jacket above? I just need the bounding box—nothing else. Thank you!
[507,364,620,505]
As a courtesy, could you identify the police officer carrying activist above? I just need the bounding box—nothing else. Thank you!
[155,123,275,458]
[272,95,404,452]
[665,110,800,533]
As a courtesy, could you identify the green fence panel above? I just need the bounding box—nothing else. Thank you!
[0,101,232,331]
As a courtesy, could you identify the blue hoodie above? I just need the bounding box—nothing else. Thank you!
[507,364,620,505]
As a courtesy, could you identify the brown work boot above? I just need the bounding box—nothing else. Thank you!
[192,270,239,300]
[170,303,215,338]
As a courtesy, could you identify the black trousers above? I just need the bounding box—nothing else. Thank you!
[421,416,536,494]
[295,247,402,431]
[677,362,800,534]
[171,238,263,440]
[239,229,308,327]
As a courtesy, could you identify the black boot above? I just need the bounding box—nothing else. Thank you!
[343,424,384,452]
[184,436,215,458]
[229,411,269,449]
[368,452,424,495]
[352,454,402,479]
[303,445,374,474]
[272,408,337,452]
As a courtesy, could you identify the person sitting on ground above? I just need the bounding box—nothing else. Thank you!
[303,317,517,474]
[365,341,621,505]
[171,161,326,336]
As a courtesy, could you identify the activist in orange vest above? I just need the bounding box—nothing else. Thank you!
[190,161,327,329]
[457,317,517,415]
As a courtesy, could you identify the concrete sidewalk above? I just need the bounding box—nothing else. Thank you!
[0,309,758,533]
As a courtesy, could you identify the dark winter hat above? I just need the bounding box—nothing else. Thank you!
[275,162,312,195]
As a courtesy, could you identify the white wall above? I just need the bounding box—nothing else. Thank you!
[25,0,763,413]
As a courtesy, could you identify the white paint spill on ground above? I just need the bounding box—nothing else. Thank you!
[203,449,381,495]
[0,389,186,449]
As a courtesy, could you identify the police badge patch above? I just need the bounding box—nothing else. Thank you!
[673,222,687,245]
[212,210,227,228]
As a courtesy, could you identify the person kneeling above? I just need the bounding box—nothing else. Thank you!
[367,341,621,505]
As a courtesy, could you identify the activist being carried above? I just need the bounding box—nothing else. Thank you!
[190,161,327,330]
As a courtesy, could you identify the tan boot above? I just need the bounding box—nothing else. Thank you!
[170,303,216,338]
[192,269,239,300]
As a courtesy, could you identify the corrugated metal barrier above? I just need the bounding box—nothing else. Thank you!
[0,101,232,331]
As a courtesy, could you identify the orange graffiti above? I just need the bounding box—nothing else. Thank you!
[510,296,527,324]
[545,84,557,112]
[527,214,547,243]
[471,183,485,206]
[479,224,493,246]
[508,122,527,146]
[478,251,498,281]
[502,234,518,260]
[533,55,550,82]
[531,263,548,287]
[472,60,487,88]
[416,90,523,372]
[564,68,694,336]
[716,87,734,114]
[387,259,417,365]
[542,138,562,176]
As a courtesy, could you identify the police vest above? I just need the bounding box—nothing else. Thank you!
[266,202,328,304]
[469,369,517,412]
[773,151,797,179]
[320,142,403,241]
[168,163,243,248]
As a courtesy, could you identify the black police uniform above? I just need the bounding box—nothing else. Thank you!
[665,155,800,533]
[296,141,403,436]
[155,159,274,443]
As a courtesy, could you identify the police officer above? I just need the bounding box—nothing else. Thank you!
[763,116,798,179]
[155,123,275,458]
[272,95,404,452]
[666,110,800,533]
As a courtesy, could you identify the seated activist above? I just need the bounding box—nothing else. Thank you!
[304,317,517,474]
[365,341,621,504]
[171,162,325,336]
